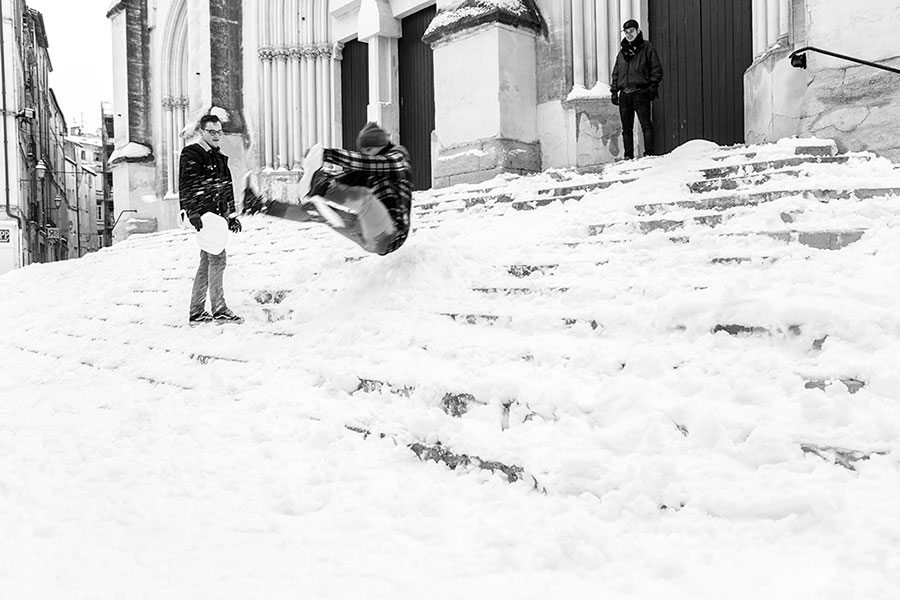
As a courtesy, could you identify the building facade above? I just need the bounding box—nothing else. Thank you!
[99,102,115,247]
[65,127,106,256]
[0,0,70,274]
[106,0,900,240]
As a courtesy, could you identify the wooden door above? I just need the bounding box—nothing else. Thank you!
[648,0,753,153]
[398,5,436,190]
[341,39,369,150]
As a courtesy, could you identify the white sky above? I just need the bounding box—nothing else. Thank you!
[27,0,113,134]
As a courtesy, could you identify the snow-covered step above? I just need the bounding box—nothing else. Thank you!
[687,169,805,193]
[698,154,860,179]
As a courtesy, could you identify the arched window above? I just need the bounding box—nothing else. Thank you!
[161,0,188,197]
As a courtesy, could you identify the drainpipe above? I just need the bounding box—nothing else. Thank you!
[1,0,23,232]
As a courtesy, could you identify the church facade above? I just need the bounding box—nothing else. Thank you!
[107,0,900,238]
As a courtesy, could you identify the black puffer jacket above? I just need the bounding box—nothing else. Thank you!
[610,33,663,94]
[178,143,236,217]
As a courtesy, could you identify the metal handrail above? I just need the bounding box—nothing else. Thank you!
[789,46,900,75]
[112,209,137,230]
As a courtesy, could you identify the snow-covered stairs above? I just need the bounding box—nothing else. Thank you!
[2,137,899,495]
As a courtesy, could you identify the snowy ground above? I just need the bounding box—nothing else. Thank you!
[1,139,899,599]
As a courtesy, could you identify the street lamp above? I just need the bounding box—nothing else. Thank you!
[49,187,82,258]
[34,161,84,258]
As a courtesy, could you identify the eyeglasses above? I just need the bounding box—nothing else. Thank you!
[203,129,223,137]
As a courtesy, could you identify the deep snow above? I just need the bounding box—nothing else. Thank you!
[1,139,899,599]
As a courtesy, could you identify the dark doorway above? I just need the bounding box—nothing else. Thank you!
[398,5,436,190]
[648,0,753,154]
[341,39,369,151]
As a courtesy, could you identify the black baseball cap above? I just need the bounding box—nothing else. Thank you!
[623,19,639,30]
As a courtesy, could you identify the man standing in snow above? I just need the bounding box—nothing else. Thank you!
[243,122,413,256]
[180,114,243,325]
[610,19,663,160]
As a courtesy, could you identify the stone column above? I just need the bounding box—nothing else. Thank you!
[357,0,401,137]
[330,42,344,147]
[162,96,176,196]
[595,1,611,88]
[259,47,275,169]
[425,1,544,186]
[208,0,248,200]
[778,0,790,38]
[303,45,318,148]
[572,0,585,90]
[766,0,779,47]
[290,46,303,169]
[107,0,158,241]
[275,46,290,169]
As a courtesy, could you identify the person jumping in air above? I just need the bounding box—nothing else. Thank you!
[244,122,413,256]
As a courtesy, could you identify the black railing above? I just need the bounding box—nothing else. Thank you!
[112,209,137,230]
[790,46,900,75]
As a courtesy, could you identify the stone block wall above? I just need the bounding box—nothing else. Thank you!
[800,57,900,160]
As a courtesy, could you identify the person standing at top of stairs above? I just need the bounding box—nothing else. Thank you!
[611,19,663,160]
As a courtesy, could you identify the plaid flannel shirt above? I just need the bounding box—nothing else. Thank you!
[322,144,413,253]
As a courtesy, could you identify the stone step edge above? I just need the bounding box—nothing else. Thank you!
[6,342,195,391]
[799,443,888,471]
[507,186,900,215]
[343,424,546,491]
[687,169,805,193]
[417,142,838,203]
[697,154,858,179]
[355,379,879,475]
[592,226,867,250]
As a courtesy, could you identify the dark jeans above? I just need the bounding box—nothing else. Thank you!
[189,249,228,317]
[619,90,654,159]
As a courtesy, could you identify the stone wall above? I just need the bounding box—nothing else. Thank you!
[743,44,805,145]
[800,57,900,160]
[746,0,900,161]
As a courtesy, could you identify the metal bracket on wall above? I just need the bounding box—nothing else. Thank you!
[789,46,900,75]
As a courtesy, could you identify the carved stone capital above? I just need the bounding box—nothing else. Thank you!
[301,44,319,60]
[258,46,275,61]
[332,42,344,61]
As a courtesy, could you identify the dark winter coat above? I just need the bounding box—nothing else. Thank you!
[178,142,236,218]
[610,33,663,95]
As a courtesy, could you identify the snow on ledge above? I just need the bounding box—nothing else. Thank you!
[109,142,153,164]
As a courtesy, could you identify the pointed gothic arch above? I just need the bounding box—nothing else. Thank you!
[161,0,188,197]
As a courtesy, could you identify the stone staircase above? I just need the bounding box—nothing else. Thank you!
[3,137,898,494]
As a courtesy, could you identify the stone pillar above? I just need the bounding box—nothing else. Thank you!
[424,1,544,186]
[208,0,248,206]
[357,0,401,138]
[107,0,158,241]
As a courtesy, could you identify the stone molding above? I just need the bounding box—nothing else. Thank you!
[260,43,344,61]
[423,0,545,47]
[434,137,541,187]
